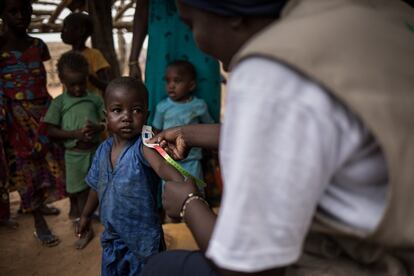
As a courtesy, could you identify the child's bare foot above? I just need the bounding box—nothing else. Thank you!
[0,219,18,229]
[75,229,94,250]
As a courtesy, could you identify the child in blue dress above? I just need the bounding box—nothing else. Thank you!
[152,60,214,184]
[77,77,183,275]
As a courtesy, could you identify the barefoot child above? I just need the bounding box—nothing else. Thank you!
[0,0,65,246]
[77,77,183,274]
[44,51,104,249]
[152,60,214,184]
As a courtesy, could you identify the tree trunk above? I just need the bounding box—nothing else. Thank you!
[88,0,121,78]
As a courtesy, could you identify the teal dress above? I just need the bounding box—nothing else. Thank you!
[146,0,221,123]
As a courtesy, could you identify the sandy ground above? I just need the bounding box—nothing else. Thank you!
[0,192,198,276]
[0,41,223,276]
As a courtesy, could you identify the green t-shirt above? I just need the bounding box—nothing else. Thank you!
[44,91,104,149]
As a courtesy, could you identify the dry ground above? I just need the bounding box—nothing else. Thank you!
[0,192,198,276]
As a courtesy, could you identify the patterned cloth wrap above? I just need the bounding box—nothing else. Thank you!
[0,38,65,212]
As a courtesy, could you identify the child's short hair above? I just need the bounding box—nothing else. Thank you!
[105,77,148,107]
[63,12,94,38]
[168,60,197,80]
[57,51,89,77]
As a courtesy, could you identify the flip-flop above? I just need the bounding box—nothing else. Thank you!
[39,204,61,216]
[0,219,19,229]
[75,229,94,250]
[33,231,60,247]
[18,204,61,216]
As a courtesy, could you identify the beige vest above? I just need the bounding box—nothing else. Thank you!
[233,0,414,248]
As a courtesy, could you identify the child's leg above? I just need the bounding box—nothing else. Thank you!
[76,187,90,217]
[68,193,79,220]
[31,188,59,247]
[74,188,94,249]
[65,150,92,219]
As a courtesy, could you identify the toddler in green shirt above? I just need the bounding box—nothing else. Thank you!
[44,51,104,249]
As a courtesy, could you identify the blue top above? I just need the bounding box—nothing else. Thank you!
[86,136,162,259]
[152,96,214,160]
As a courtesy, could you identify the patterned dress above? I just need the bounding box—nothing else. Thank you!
[145,0,221,123]
[0,37,65,214]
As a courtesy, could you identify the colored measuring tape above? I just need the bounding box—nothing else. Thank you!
[142,126,206,188]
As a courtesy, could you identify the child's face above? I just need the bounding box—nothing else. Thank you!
[61,21,82,45]
[105,87,148,141]
[61,70,87,98]
[164,66,195,102]
[1,0,32,34]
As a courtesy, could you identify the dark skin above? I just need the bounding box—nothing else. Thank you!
[149,125,219,252]
[164,66,196,103]
[176,2,275,71]
[145,1,286,275]
[0,0,59,245]
[129,0,149,80]
[46,69,104,150]
[152,66,197,133]
[151,126,285,276]
[0,0,33,53]
[76,85,183,238]
[61,18,110,93]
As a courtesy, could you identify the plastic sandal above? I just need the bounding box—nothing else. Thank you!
[39,204,61,216]
[33,231,60,247]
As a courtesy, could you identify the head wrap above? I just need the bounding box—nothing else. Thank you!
[180,0,289,17]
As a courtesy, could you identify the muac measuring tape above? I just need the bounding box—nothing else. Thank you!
[142,125,206,188]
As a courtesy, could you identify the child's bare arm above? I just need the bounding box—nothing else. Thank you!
[89,67,112,94]
[46,123,87,141]
[83,120,105,137]
[143,145,183,182]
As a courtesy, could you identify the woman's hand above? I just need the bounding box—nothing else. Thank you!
[149,127,189,160]
[162,178,198,218]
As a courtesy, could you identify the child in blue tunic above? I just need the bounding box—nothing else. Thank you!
[152,60,214,183]
[77,77,183,275]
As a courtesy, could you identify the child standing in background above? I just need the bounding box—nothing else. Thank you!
[77,77,183,275]
[153,60,214,184]
[61,12,111,97]
[0,0,65,246]
[44,51,104,249]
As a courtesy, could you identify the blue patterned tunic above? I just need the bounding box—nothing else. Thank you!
[86,136,163,275]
